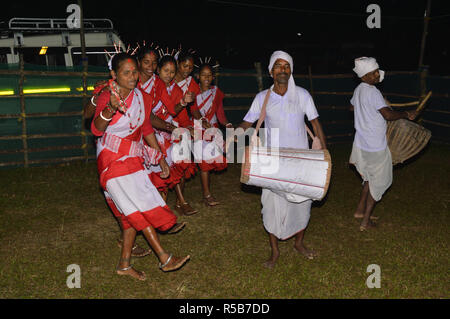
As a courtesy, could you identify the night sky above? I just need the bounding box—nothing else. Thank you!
[2,0,449,74]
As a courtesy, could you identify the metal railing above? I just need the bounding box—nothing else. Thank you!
[8,17,114,31]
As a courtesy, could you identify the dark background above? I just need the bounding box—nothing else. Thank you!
[2,0,449,74]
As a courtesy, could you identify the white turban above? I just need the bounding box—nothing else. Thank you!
[268,50,299,104]
[353,56,385,82]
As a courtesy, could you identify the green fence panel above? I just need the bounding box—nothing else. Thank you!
[0,63,449,168]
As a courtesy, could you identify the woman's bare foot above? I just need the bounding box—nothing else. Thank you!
[116,266,146,281]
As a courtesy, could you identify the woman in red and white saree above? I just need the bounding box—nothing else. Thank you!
[145,55,198,216]
[191,63,233,206]
[174,51,200,127]
[92,53,190,280]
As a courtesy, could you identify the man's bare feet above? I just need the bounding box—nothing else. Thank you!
[116,266,146,281]
[263,251,280,269]
[294,243,317,260]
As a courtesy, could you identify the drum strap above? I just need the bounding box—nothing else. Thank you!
[252,89,272,146]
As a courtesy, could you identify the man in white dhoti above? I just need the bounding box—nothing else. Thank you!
[350,57,416,231]
[236,51,327,268]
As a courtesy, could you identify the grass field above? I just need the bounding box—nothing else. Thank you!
[0,143,448,299]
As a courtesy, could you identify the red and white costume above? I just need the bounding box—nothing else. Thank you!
[143,77,196,190]
[91,86,177,232]
[174,75,200,127]
[190,86,228,172]
[138,73,158,101]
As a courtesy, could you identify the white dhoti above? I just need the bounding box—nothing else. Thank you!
[261,188,312,240]
[349,143,393,201]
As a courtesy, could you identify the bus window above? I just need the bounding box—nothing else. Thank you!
[0,48,11,64]
[15,47,67,66]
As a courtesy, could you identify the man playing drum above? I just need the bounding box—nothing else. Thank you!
[350,57,417,231]
[236,51,327,268]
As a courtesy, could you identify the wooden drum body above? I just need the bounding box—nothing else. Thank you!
[241,146,332,201]
[386,119,431,165]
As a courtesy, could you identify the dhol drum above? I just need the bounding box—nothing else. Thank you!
[386,119,431,165]
[240,145,332,202]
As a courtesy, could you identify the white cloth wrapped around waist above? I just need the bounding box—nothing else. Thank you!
[349,143,392,201]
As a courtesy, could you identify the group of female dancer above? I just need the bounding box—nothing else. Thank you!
[87,44,232,280]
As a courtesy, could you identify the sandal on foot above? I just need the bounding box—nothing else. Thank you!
[167,222,187,234]
[203,194,219,206]
[159,253,190,272]
[116,265,146,281]
[117,239,152,258]
[175,202,198,216]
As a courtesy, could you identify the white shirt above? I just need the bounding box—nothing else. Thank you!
[244,86,319,149]
[350,82,388,152]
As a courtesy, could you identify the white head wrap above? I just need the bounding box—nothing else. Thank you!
[268,50,299,104]
[353,57,385,82]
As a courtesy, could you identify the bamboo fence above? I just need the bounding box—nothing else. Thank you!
[0,59,448,168]
[0,54,105,167]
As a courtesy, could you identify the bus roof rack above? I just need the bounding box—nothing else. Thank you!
[8,17,114,32]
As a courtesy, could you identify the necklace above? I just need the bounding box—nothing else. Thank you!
[109,80,143,133]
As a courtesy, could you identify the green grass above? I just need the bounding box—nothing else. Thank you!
[0,143,448,298]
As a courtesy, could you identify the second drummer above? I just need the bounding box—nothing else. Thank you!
[349,57,417,231]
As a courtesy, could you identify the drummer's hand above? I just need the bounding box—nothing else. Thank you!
[406,110,418,121]
[159,158,170,179]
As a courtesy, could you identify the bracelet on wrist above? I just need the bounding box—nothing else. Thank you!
[100,110,112,121]
[90,95,97,107]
